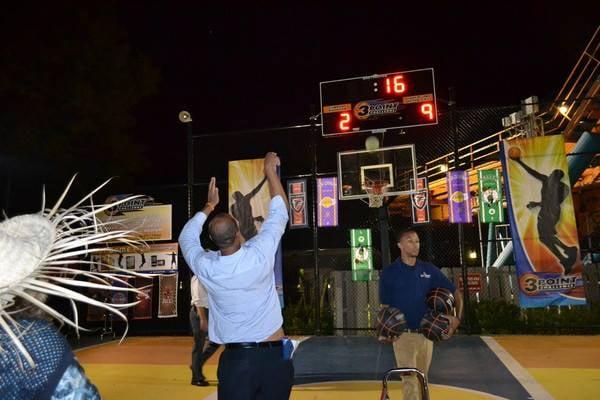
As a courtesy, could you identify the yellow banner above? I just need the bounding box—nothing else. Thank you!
[97,204,172,241]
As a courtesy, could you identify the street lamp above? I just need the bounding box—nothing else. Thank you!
[179,111,193,219]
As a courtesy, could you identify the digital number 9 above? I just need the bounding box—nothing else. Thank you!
[420,103,434,120]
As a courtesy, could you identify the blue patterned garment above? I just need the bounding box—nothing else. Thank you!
[0,319,100,400]
[51,363,100,400]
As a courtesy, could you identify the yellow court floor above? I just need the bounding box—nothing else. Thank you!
[493,335,600,400]
[77,335,600,400]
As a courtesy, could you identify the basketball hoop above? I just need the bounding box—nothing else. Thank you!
[364,180,389,208]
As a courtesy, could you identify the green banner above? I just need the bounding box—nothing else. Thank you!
[478,169,504,223]
[350,228,373,281]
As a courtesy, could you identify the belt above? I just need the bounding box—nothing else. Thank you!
[402,329,421,333]
[225,340,283,349]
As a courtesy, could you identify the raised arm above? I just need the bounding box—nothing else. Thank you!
[248,176,268,198]
[178,178,220,275]
[514,158,545,182]
[203,177,219,215]
[264,152,289,210]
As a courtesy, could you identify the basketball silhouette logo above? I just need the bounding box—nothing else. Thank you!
[508,146,521,160]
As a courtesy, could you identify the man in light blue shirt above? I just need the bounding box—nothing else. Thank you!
[179,152,293,400]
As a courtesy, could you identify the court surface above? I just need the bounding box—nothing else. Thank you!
[76,335,600,399]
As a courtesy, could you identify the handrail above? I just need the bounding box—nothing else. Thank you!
[409,26,599,185]
[545,25,600,134]
[380,367,429,400]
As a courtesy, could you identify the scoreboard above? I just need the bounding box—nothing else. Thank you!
[320,68,438,137]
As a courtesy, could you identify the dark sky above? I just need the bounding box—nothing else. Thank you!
[117,3,597,117]
[3,2,598,186]
[110,3,598,182]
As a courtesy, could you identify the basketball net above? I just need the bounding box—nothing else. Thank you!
[363,179,388,208]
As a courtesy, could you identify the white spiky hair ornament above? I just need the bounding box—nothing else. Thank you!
[0,176,147,367]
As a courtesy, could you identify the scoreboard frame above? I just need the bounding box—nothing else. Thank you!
[319,68,438,137]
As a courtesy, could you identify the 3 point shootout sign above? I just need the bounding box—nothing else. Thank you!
[501,136,585,307]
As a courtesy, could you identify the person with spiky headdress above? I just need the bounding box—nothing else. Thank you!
[0,177,145,400]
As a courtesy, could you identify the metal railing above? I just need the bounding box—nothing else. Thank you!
[546,25,600,135]
[380,368,429,400]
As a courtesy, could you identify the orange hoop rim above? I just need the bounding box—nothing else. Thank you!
[364,179,390,195]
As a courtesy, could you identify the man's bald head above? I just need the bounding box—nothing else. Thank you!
[208,213,239,249]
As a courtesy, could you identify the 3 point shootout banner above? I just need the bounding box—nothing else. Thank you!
[229,159,284,306]
[501,135,585,307]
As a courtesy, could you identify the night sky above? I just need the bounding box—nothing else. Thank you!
[3,2,598,186]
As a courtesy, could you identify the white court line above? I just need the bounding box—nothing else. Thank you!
[481,336,554,400]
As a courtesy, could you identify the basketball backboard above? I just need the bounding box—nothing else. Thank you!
[337,144,417,200]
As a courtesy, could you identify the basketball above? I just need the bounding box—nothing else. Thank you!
[420,310,451,342]
[426,287,455,314]
[365,135,379,151]
[376,306,407,342]
[508,146,521,160]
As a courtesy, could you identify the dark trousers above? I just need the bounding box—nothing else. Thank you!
[217,346,294,400]
[189,307,219,382]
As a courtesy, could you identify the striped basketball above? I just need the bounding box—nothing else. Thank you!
[426,287,455,314]
[420,310,451,342]
[376,306,407,341]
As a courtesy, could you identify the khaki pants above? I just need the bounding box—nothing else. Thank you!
[392,333,433,400]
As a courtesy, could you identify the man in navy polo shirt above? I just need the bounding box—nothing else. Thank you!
[380,227,463,400]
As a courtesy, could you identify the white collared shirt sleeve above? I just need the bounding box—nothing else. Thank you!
[190,275,208,308]
[178,211,209,277]
[245,195,288,274]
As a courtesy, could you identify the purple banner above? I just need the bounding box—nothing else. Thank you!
[317,177,338,227]
[447,170,472,223]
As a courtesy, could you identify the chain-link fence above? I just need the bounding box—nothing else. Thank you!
[4,101,599,337]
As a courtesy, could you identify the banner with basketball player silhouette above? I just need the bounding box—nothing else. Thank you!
[501,136,585,307]
[229,158,284,306]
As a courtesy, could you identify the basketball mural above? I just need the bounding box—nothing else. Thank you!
[501,135,586,307]
[229,158,285,306]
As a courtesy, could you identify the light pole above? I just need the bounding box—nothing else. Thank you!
[448,88,470,334]
[179,111,193,219]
